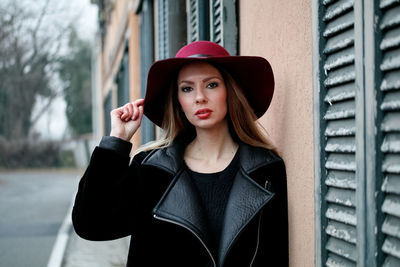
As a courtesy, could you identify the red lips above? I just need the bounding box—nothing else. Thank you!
[195,108,212,119]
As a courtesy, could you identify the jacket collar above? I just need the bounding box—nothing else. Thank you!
[142,139,281,176]
[142,141,280,266]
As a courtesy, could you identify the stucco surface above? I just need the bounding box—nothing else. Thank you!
[129,12,143,151]
[240,1,314,266]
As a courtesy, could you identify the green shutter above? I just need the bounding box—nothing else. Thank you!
[379,1,400,266]
[158,0,169,59]
[103,91,112,136]
[188,0,199,42]
[157,0,186,59]
[210,0,222,44]
[316,0,358,265]
[209,0,237,55]
[315,0,400,266]
[187,0,209,42]
[138,0,155,143]
[186,0,236,54]
[117,48,130,106]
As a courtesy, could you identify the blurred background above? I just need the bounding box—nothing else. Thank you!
[0,1,130,267]
[2,0,399,266]
[0,0,97,169]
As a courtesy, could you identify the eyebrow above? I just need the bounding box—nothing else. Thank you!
[178,76,222,85]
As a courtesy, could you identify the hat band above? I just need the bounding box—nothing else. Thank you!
[187,54,212,58]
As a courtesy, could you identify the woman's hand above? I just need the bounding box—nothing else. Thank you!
[110,99,145,141]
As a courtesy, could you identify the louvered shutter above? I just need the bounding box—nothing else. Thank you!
[103,91,112,136]
[378,0,400,266]
[210,0,222,44]
[209,0,237,55]
[315,0,400,266]
[157,0,186,59]
[188,0,199,42]
[157,0,169,59]
[117,49,130,106]
[318,0,358,266]
[138,0,155,143]
[187,0,209,42]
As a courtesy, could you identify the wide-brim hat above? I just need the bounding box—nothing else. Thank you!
[143,41,274,128]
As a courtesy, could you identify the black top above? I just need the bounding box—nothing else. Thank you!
[185,151,240,256]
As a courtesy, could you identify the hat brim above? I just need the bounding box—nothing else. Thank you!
[143,56,274,128]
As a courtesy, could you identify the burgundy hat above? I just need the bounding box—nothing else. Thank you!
[143,41,274,128]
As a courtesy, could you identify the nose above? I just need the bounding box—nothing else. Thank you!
[195,87,207,104]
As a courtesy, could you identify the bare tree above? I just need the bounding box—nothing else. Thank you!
[0,0,76,140]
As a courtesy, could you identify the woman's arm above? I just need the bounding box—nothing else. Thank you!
[72,99,146,241]
[71,139,148,241]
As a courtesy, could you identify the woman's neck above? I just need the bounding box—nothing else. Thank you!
[184,121,238,166]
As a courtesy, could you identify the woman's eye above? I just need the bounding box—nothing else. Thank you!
[207,82,218,89]
[180,86,192,92]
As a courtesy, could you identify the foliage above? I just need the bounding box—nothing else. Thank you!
[0,0,93,169]
[58,30,93,136]
[0,136,64,168]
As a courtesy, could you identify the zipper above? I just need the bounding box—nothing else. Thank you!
[265,179,271,191]
[249,178,270,267]
[153,213,217,267]
[249,211,263,267]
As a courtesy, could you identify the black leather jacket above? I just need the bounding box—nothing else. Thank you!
[72,137,288,267]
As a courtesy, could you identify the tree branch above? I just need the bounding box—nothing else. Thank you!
[30,89,63,126]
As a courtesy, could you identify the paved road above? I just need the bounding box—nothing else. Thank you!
[62,230,129,267]
[0,169,81,267]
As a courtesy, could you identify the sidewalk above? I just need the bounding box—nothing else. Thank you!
[56,194,130,267]
[45,172,131,267]
[62,230,129,267]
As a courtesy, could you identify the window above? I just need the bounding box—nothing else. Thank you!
[157,0,187,60]
[313,0,400,266]
[116,45,130,106]
[209,0,237,55]
[187,0,209,42]
[137,0,155,144]
[103,91,112,136]
[187,0,237,55]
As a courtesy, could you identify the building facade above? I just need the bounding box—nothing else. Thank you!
[90,0,400,266]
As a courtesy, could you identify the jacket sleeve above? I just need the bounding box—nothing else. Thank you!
[256,159,288,266]
[71,136,148,241]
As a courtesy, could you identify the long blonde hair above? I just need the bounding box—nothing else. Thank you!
[135,63,276,154]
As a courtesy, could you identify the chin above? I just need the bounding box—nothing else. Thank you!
[192,119,227,130]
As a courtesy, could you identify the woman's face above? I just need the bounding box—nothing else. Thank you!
[177,62,227,130]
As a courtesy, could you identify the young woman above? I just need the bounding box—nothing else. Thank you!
[72,41,288,267]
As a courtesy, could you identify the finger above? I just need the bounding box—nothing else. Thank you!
[120,106,126,120]
[111,107,123,118]
[122,104,132,121]
[135,98,145,106]
[125,105,133,121]
[132,104,139,120]
[126,103,133,115]
[131,99,144,120]
[121,106,130,121]
[138,105,144,122]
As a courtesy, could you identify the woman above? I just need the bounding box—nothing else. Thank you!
[72,41,288,267]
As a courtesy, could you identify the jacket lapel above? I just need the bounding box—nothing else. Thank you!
[217,170,274,266]
[142,141,211,246]
[152,169,209,242]
[141,140,185,175]
[217,144,280,266]
[142,141,281,267]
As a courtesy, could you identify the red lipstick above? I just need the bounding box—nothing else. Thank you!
[195,108,212,119]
